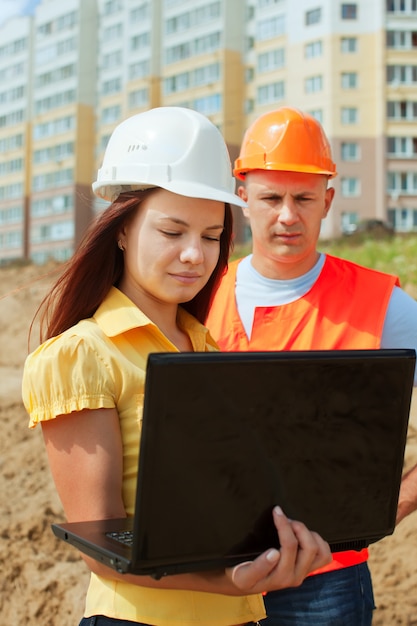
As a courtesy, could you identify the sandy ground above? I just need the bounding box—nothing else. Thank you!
[1,261,417,625]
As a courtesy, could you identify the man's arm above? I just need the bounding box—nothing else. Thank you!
[397,464,417,524]
[382,286,417,524]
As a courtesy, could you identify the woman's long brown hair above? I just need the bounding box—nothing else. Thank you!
[35,191,233,342]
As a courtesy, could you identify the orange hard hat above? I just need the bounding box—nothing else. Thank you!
[234,107,337,180]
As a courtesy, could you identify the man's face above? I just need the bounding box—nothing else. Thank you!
[239,169,334,280]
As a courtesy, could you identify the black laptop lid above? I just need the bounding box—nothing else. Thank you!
[133,349,415,574]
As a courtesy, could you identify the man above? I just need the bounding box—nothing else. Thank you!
[206,106,417,626]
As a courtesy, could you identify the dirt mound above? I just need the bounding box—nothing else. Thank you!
[1,261,417,624]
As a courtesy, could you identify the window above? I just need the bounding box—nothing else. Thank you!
[0,182,23,200]
[33,142,74,164]
[308,109,323,123]
[131,4,151,22]
[388,208,417,232]
[0,229,22,249]
[102,50,122,70]
[102,105,121,124]
[164,72,189,95]
[387,64,417,84]
[31,220,74,244]
[387,136,417,157]
[341,36,357,52]
[245,66,255,82]
[102,77,122,95]
[103,23,123,41]
[32,195,73,217]
[341,142,360,161]
[103,0,123,16]
[194,32,221,54]
[131,32,150,51]
[193,93,221,115]
[0,36,27,58]
[341,72,358,88]
[387,100,417,119]
[32,169,73,191]
[305,75,323,93]
[341,212,358,234]
[0,158,23,175]
[341,177,360,197]
[257,81,285,104]
[257,15,285,40]
[305,40,322,58]
[341,4,358,19]
[245,98,255,114]
[33,116,75,139]
[128,87,149,108]
[166,13,191,34]
[166,42,191,63]
[129,60,150,80]
[387,30,417,48]
[341,107,358,124]
[258,0,284,6]
[0,205,23,225]
[36,64,76,88]
[387,171,417,194]
[387,0,410,12]
[165,3,221,34]
[257,48,285,72]
[305,8,321,25]
[34,89,75,115]
[0,133,23,152]
[193,62,220,86]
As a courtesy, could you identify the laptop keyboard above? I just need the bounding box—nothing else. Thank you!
[106,530,134,546]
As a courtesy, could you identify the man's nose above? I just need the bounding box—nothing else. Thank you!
[277,199,298,224]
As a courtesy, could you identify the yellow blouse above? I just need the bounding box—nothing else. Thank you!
[22,287,265,626]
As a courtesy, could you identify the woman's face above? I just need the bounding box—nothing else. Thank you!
[118,188,225,309]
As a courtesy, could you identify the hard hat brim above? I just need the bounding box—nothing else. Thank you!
[92,180,248,208]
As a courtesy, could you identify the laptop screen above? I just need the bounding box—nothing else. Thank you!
[132,349,415,573]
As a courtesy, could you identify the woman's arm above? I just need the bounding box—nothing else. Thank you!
[42,407,331,595]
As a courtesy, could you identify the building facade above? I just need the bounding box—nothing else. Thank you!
[0,0,417,264]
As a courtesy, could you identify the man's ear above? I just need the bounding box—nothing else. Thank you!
[323,186,335,218]
[238,185,250,219]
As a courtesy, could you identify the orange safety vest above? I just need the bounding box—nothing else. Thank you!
[206,254,400,574]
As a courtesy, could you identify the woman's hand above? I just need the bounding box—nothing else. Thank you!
[226,506,331,594]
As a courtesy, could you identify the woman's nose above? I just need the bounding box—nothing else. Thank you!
[180,241,204,264]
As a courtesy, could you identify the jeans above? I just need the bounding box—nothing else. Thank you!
[79,617,259,626]
[79,618,150,626]
[262,562,375,626]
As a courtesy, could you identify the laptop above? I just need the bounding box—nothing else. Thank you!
[52,348,415,579]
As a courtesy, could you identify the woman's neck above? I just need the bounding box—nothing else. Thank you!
[119,284,193,351]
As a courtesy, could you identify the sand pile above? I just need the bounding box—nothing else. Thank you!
[1,262,417,625]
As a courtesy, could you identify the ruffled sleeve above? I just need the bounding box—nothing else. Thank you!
[22,328,117,429]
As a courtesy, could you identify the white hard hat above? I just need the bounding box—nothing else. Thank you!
[92,106,246,207]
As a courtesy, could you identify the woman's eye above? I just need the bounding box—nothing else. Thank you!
[161,230,181,237]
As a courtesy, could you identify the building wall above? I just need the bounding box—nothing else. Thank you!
[1,0,417,263]
[0,16,33,263]
[28,0,97,263]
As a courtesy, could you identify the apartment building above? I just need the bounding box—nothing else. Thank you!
[0,0,417,264]
[29,0,97,264]
[0,15,33,263]
[93,0,162,218]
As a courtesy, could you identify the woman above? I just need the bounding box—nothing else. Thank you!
[22,107,331,626]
